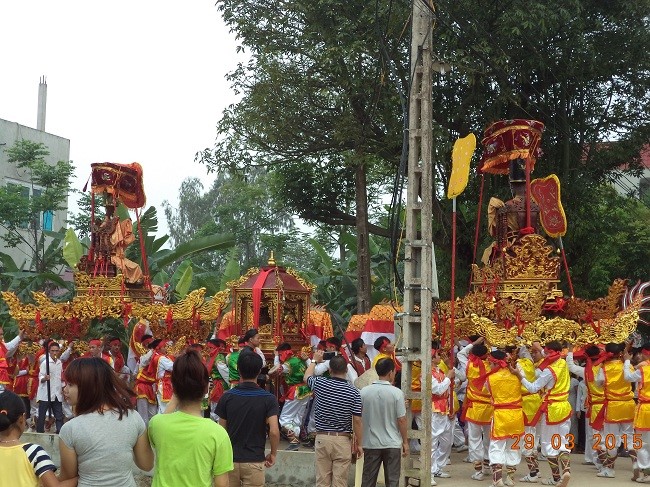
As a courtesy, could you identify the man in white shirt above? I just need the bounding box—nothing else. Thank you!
[360,357,408,487]
[36,341,64,433]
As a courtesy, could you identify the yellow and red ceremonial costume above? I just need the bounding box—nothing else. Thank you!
[0,342,10,387]
[135,362,157,404]
[580,353,606,428]
[12,357,30,397]
[462,353,493,425]
[148,349,174,403]
[439,359,460,414]
[411,361,422,413]
[532,351,571,425]
[518,357,542,426]
[5,355,17,391]
[598,359,634,429]
[635,362,650,431]
[487,363,524,440]
[26,359,38,400]
[112,350,125,373]
[432,367,450,415]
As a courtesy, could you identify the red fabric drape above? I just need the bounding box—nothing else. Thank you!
[252,269,273,327]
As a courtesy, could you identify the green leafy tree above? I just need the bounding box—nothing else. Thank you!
[208,0,649,307]
[164,170,315,275]
[564,186,650,298]
[0,140,74,272]
[68,192,104,241]
[201,0,409,312]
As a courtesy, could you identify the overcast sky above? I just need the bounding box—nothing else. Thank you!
[0,1,243,238]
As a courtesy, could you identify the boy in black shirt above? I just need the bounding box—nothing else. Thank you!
[216,351,280,486]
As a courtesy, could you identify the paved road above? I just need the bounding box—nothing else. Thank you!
[135,446,638,486]
[266,449,639,486]
[399,450,638,486]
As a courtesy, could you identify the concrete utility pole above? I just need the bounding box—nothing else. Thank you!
[400,0,436,485]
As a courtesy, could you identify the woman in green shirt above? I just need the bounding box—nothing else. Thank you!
[148,350,233,487]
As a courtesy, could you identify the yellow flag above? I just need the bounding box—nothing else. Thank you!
[447,133,476,199]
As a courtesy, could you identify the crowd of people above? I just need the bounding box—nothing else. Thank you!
[3,322,650,487]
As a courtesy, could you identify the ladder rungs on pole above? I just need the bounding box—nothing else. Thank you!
[404,468,424,479]
[402,352,424,362]
[408,240,429,247]
[404,392,426,401]
[405,429,426,440]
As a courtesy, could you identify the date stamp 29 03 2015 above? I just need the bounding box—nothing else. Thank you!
[510,433,643,451]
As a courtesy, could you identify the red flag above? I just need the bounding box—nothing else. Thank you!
[531,174,567,238]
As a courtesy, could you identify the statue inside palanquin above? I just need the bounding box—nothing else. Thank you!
[258,306,271,325]
[283,310,300,335]
[481,158,541,265]
[92,197,143,284]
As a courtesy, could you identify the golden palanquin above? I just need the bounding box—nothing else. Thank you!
[470,233,563,302]
[227,259,316,358]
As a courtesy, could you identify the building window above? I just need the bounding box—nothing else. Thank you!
[5,182,53,231]
[42,210,53,231]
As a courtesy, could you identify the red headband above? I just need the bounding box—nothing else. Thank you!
[543,347,561,357]
[156,339,169,351]
[642,348,650,355]
[89,339,102,347]
[379,338,390,353]
[488,355,508,369]
[141,337,154,347]
[110,339,121,345]
[278,349,293,362]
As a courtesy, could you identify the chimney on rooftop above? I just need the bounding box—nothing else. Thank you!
[37,76,47,131]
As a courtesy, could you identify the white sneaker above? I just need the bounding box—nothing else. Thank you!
[637,475,650,483]
[519,473,540,483]
[434,471,451,478]
[471,471,486,481]
[596,468,615,478]
[540,479,558,486]
[429,477,438,486]
[503,475,515,486]
[445,458,451,465]
[455,444,469,452]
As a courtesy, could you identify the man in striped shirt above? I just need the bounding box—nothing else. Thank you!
[305,351,363,487]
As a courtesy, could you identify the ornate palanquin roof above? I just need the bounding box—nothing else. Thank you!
[232,266,315,293]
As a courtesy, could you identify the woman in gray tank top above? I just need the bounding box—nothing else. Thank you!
[58,357,154,487]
